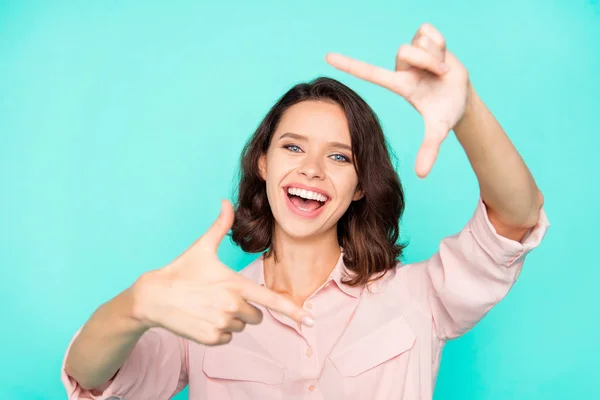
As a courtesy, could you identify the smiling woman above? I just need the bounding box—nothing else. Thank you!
[62,23,549,400]
[232,80,405,287]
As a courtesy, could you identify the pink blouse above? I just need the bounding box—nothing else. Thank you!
[62,198,549,399]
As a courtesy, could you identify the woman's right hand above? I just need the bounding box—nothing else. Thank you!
[130,200,314,346]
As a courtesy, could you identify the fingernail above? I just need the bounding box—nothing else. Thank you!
[302,315,315,327]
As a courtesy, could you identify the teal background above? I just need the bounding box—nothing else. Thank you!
[1,1,599,398]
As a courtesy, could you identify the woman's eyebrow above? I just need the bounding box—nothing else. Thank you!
[278,132,352,151]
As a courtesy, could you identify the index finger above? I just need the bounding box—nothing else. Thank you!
[326,52,397,91]
[234,276,314,327]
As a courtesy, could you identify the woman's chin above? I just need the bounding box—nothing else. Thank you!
[270,200,344,242]
[273,218,335,242]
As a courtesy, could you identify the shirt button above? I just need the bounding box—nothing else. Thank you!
[306,347,313,357]
[308,385,316,392]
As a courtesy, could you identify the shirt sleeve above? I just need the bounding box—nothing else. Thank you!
[426,197,550,340]
[61,327,188,400]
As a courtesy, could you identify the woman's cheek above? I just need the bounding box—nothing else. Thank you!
[332,171,358,198]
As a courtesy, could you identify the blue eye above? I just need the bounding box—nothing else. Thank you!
[284,144,302,153]
[331,154,350,163]
[283,144,350,163]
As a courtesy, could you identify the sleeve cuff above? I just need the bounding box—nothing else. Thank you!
[468,197,550,267]
[61,328,185,400]
[61,328,134,400]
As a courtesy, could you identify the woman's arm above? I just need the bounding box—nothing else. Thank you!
[453,84,544,241]
[418,198,549,340]
[62,201,312,398]
[62,283,189,399]
[325,24,544,240]
[326,23,549,340]
[64,287,148,391]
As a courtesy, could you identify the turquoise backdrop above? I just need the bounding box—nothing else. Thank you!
[1,1,599,399]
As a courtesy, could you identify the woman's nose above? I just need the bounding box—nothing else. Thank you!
[298,156,325,180]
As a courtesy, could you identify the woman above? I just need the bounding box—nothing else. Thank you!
[62,24,549,399]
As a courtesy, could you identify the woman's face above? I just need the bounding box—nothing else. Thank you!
[258,100,363,240]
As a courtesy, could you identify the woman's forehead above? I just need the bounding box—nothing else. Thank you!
[276,101,351,144]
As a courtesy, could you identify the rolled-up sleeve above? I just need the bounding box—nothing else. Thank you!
[61,328,188,400]
[426,197,550,340]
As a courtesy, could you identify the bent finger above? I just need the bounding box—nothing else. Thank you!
[417,23,446,52]
[208,332,232,346]
[224,318,247,333]
[396,45,446,76]
[414,35,445,65]
[232,300,264,325]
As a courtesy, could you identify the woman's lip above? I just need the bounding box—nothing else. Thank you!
[283,187,328,218]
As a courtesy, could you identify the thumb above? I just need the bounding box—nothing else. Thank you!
[202,200,235,251]
[415,122,446,178]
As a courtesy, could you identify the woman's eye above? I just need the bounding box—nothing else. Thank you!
[331,154,350,163]
[283,145,349,163]
[284,144,302,153]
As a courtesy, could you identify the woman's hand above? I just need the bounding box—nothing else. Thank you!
[326,23,470,178]
[132,200,314,346]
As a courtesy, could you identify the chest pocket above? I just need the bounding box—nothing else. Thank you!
[202,344,284,385]
[329,315,416,377]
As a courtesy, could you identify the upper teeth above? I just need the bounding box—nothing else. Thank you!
[287,187,328,202]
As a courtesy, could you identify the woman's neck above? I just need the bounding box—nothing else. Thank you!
[263,227,341,307]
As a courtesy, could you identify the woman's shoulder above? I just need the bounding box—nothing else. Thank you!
[364,261,431,306]
[371,260,428,288]
[355,261,433,327]
[236,255,265,283]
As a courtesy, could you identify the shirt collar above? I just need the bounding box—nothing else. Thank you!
[256,249,363,299]
[326,251,363,298]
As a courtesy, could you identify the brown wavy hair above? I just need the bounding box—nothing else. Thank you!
[231,77,406,287]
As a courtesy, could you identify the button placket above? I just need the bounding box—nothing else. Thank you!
[299,309,319,381]
[306,381,324,400]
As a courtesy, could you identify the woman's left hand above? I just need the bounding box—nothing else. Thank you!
[326,23,470,178]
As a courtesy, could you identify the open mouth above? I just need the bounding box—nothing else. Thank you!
[284,186,330,215]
